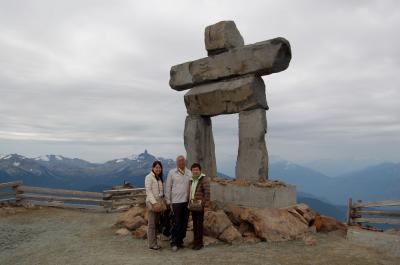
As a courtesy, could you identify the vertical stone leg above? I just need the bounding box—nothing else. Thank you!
[184,114,217,177]
[236,108,268,182]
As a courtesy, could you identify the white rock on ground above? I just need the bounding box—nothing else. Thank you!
[115,228,131,236]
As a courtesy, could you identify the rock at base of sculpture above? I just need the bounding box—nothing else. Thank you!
[246,207,309,241]
[236,108,268,181]
[210,178,296,209]
[184,75,268,116]
[184,114,217,177]
[203,210,233,238]
[315,215,347,233]
[133,225,148,239]
[219,225,242,243]
[125,216,146,230]
[203,210,243,243]
[113,199,349,245]
[115,206,145,228]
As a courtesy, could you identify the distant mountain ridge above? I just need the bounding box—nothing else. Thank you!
[270,159,400,205]
[331,162,400,203]
[297,192,347,221]
[1,152,398,219]
[0,150,230,191]
[0,150,175,191]
[300,158,387,177]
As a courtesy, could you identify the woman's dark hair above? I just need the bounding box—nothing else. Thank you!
[190,163,201,171]
[152,160,164,182]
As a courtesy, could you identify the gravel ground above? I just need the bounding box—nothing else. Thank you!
[0,207,398,265]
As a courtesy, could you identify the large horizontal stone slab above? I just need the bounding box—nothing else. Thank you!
[210,179,296,208]
[205,21,244,55]
[184,75,268,116]
[169,37,291,91]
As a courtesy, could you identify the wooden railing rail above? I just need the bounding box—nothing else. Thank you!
[347,197,400,226]
[0,181,22,203]
[0,180,146,212]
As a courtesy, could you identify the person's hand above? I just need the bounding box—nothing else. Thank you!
[152,202,162,212]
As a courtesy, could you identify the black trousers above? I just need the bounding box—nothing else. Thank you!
[171,202,189,246]
[158,208,172,237]
[191,210,204,247]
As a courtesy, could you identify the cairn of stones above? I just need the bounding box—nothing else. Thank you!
[169,21,291,182]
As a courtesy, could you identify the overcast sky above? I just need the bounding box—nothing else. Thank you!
[0,0,399,174]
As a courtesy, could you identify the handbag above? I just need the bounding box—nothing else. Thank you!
[188,199,203,212]
[147,198,167,213]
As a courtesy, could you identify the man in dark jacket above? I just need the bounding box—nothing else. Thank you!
[189,163,210,250]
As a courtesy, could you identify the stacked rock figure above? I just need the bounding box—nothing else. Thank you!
[169,21,291,182]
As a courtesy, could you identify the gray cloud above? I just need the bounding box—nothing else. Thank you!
[0,0,399,175]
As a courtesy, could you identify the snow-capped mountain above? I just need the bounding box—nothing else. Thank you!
[34,155,64,162]
[0,154,58,187]
[0,150,175,191]
[2,152,398,209]
[0,152,352,220]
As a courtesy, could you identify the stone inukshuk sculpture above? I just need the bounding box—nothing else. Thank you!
[169,21,291,182]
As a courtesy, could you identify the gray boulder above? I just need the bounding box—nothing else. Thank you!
[184,115,217,177]
[236,109,268,181]
[205,20,244,55]
[169,37,291,91]
[184,75,268,116]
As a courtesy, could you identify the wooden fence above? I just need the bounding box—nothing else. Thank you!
[0,180,145,212]
[103,187,146,212]
[16,184,105,211]
[0,181,22,204]
[347,198,400,226]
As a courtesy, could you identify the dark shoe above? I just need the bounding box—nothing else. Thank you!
[177,241,185,249]
[192,245,203,250]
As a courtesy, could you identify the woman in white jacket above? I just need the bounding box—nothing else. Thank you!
[145,160,165,250]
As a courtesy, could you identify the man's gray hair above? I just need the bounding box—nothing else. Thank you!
[176,155,185,161]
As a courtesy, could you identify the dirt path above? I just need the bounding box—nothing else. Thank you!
[0,207,398,265]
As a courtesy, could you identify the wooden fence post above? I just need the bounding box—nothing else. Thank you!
[13,181,23,205]
[346,197,352,225]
